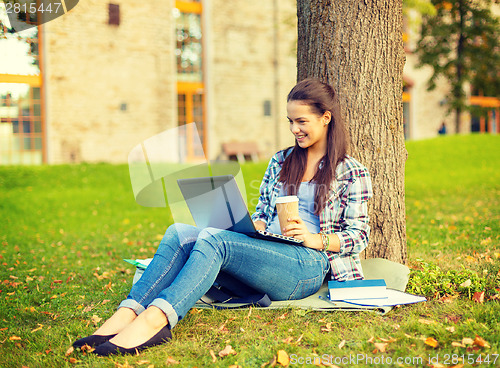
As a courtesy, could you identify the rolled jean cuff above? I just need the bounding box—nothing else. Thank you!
[118,299,146,315]
[149,298,179,329]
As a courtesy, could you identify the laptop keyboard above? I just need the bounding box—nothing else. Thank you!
[257,230,304,244]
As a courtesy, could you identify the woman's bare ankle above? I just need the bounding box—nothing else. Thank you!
[94,307,137,335]
[142,306,169,329]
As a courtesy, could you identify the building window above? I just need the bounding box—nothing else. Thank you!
[108,3,120,26]
[175,1,205,161]
[0,5,44,165]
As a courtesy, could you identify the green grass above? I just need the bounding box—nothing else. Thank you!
[0,134,498,367]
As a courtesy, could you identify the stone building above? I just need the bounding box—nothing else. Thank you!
[0,0,497,165]
[0,0,297,164]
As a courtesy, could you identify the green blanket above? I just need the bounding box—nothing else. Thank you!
[128,257,413,315]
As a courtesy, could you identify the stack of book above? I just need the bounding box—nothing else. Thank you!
[329,279,387,301]
[328,279,426,307]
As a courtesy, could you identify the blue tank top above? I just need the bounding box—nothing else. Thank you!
[266,182,321,235]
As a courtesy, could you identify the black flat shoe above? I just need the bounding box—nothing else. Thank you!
[73,334,117,348]
[93,325,172,356]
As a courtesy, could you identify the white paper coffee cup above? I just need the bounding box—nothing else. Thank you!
[276,195,299,230]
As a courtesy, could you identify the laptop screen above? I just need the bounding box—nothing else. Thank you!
[177,175,256,234]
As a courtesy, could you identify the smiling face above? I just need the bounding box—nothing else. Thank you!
[287,100,331,153]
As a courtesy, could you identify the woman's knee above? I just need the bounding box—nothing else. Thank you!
[193,227,227,254]
[158,223,199,254]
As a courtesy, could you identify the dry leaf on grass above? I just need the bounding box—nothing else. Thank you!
[277,350,289,366]
[210,349,217,363]
[418,318,437,325]
[473,291,485,303]
[424,337,439,348]
[462,337,474,345]
[218,345,236,357]
[338,339,346,349]
[373,342,388,353]
[31,324,43,333]
[473,335,490,348]
[114,360,133,368]
[9,336,21,341]
[379,336,397,343]
[165,356,179,365]
[320,322,334,332]
[91,314,102,326]
[459,279,472,288]
[80,344,95,354]
[262,355,277,367]
[65,346,74,356]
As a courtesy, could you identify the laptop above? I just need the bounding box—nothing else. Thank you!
[176,175,304,245]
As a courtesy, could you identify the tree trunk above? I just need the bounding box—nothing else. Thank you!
[297,0,407,263]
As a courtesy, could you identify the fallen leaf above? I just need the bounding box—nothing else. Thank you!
[277,350,289,366]
[69,358,78,364]
[418,318,437,325]
[80,344,94,353]
[277,313,288,320]
[320,322,333,332]
[137,360,151,365]
[91,315,102,326]
[440,295,458,303]
[338,339,346,349]
[165,356,179,365]
[473,335,490,348]
[379,336,397,343]
[114,361,132,368]
[452,341,465,348]
[373,342,388,353]
[459,279,472,288]
[228,365,242,368]
[65,346,74,356]
[31,324,43,333]
[473,291,485,303]
[210,349,217,363]
[282,337,293,344]
[218,345,236,357]
[424,337,439,348]
[445,326,456,333]
[367,336,375,343]
[480,237,492,246]
[262,355,277,368]
[9,336,21,341]
[462,337,474,345]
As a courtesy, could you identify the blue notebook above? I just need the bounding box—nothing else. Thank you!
[328,279,387,301]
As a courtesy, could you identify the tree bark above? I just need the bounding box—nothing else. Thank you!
[297,0,408,263]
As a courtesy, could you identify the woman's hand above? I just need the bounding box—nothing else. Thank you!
[253,220,267,231]
[283,216,322,250]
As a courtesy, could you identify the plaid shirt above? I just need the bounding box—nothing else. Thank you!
[251,148,373,281]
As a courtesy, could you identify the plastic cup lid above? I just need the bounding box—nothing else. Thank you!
[275,195,299,203]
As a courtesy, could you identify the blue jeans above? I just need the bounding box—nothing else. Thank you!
[119,224,330,328]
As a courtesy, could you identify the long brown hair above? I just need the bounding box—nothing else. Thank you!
[279,78,349,214]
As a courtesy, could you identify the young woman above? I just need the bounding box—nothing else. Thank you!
[73,78,373,356]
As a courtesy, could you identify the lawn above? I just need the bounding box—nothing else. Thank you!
[0,134,498,367]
